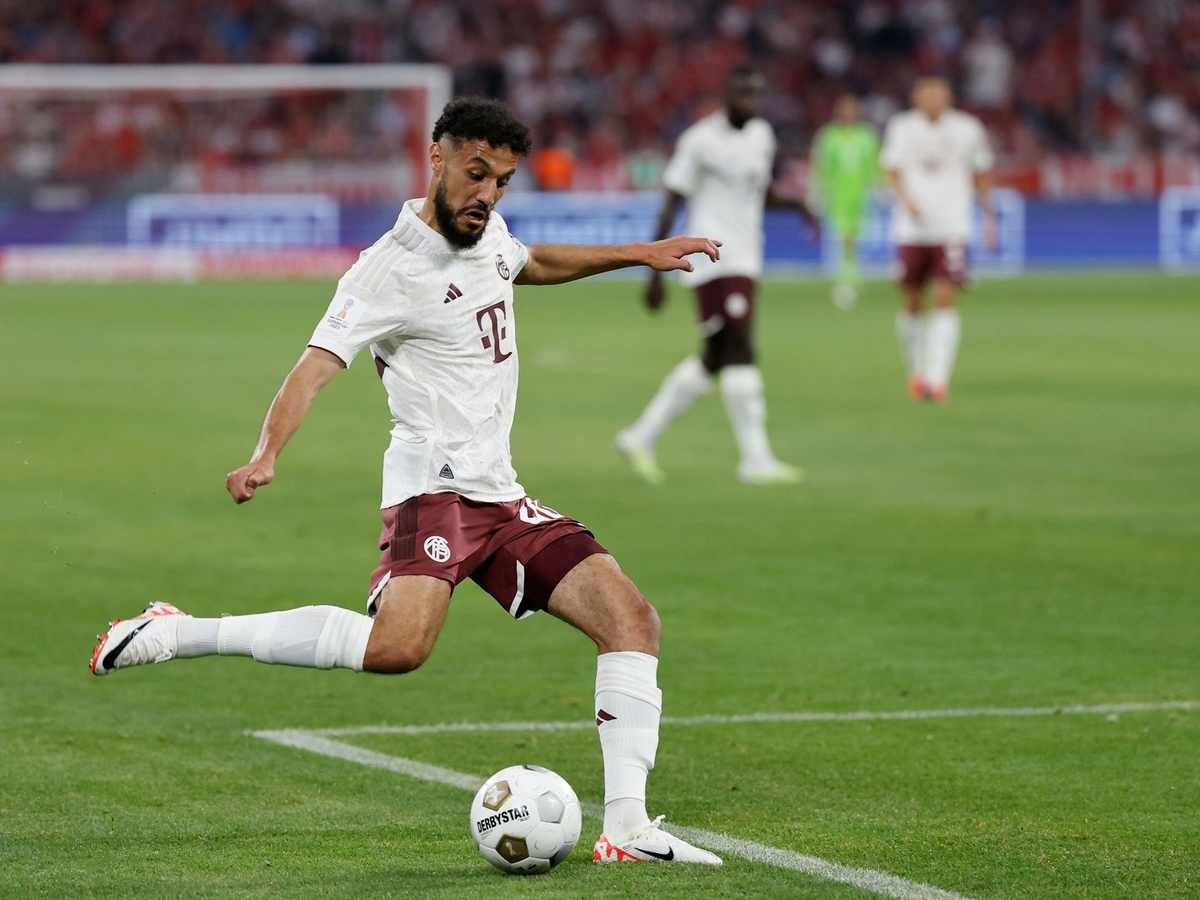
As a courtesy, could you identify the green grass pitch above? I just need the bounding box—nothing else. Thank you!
[2,273,1197,899]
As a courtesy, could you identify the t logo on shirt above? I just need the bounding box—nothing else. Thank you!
[476,301,513,364]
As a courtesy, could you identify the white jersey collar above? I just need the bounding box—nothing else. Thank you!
[393,197,496,258]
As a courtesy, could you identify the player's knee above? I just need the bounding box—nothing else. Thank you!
[609,590,661,655]
[363,634,435,675]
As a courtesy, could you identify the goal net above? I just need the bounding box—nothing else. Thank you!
[0,64,450,281]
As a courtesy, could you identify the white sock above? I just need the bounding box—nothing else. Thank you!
[896,310,923,376]
[625,356,711,449]
[922,308,961,390]
[595,650,661,841]
[719,365,774,470]
[175,606,373,671]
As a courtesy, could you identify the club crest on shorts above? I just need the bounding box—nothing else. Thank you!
[495,253,510,281]
[423,535,451,563]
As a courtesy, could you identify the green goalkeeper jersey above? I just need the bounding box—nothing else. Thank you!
[812,122,880,230]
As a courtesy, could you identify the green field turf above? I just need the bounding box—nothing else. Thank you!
[2,273,1197,899]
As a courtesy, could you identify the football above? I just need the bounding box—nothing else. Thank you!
[469,764,583,875]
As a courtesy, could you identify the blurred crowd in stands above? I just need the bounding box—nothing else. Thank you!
[1,0,1198,193]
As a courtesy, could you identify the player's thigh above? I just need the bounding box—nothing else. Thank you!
[932,244,968,305]
[365,574,453,672]
[545,554,660,656]
[698,277,756,369]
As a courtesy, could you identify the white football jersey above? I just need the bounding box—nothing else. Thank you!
[880,108,993,245]
[308,199,530,509]
[662,110,776,286]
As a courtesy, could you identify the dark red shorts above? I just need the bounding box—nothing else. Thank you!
[367,493,607,620]
[694,276,756,337]
[896,244,969,288]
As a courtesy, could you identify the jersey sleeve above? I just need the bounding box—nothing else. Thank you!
[491,211,531,278]
[307,281,408,367]
[661,129,700,197]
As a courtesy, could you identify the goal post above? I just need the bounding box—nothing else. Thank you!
[0,64,451,281]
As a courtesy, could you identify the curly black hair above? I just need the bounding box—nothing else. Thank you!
[431,97,533,157]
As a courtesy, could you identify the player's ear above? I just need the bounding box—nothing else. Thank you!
[429,141,444,176]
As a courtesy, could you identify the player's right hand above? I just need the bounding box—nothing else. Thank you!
[226,461,275,504]
[644,272,666,311]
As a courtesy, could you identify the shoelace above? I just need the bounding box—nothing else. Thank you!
[629,815,667,840]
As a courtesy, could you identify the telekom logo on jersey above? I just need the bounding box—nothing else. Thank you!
[476,301,513,364]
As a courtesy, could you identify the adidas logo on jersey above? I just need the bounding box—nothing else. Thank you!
[439,464,454,479]
[444,283,463,304]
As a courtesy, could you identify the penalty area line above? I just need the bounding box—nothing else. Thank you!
[309,698,1200,737]
[252,728,978,900]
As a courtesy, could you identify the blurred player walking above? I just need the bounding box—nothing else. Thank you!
[91,97,723,867]
[616,66,818,486]
[882,75,995,402]
[810,94,879,309]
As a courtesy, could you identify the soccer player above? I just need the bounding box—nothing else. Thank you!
[810,93,880,309]
[91,97,723,867]
[615,66,817,486]
[881,75,996,402]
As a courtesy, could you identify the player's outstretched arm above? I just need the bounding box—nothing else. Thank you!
[515,236,721,286]
[225,346,345,504]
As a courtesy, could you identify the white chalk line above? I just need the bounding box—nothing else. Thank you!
[308,699,1200,737]
[253,727,977,900]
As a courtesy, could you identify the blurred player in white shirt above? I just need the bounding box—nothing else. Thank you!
[881,76,995,402]
[616,66,818,485]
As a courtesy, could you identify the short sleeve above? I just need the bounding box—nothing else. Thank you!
[492,212,530,278]
[879,117,903,171]
[307,282,407,367]
[970,119,994,172]
[661,129,700,196]
[507,231,531,277]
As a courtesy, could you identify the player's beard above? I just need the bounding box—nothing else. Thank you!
[434,176,490,249]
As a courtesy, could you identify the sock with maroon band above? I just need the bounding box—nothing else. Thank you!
[595,650,662,841]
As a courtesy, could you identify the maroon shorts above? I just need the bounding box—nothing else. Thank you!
[367,493,607,620]
[896,244,969,288]
[695,276,756,337]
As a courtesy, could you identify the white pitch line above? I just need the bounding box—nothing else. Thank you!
[252,728,977,900]
[310,699,1200,737]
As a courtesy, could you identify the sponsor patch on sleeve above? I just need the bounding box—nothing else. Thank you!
[320,292,368,335]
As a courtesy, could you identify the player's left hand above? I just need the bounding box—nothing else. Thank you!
[643,237,721,272]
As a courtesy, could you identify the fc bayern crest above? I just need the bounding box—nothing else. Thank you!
[495,253,510,281]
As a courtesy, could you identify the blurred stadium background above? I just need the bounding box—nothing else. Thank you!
[1,0,1199,277]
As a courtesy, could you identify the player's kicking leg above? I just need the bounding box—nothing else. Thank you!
[546,554,722,865]
[91,576,449,676]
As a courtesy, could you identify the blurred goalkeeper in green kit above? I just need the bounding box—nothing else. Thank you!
[811,94,880,308]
